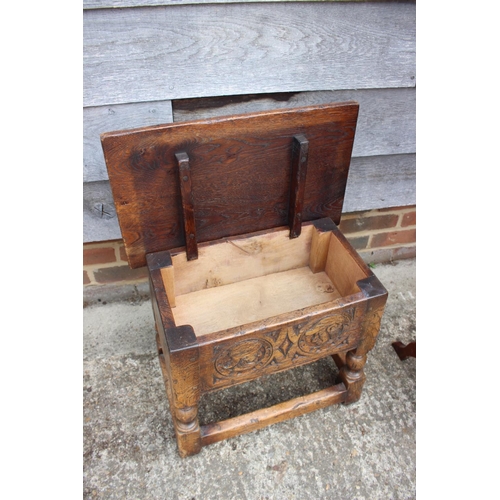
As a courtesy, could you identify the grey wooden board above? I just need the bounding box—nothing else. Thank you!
[84,100,173,183]
[84,0,388,10]
[86,88,415,182]
[84,181,123,242]
[173,88,416,160]
[83,2,416,107]
[83,88,416,182]
[342,154,415,213]
[83,153,416,242]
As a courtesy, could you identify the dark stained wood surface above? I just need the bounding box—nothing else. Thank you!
[83,153,415,243]
[102,102,359,268]
[171,88,416,160]
[176,152,198,260]
[84,100,174,183]
[288,134,309,238]
[84,89,416,244]
[85,88,416,185]
[392,341,416,360]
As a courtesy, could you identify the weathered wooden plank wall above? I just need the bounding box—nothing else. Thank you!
[84,2,415,106]
[172,89,416,159]
[83,1,416,243]
[84,100,173,183]
[84,0,386,9]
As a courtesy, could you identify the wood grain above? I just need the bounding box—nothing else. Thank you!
[84,0,396,10]
[84,101,173,183]
[83,153,415,243]
[342,153,415,212]
[200,383,347,447]
[147,261,203,457]
[160,265,175,308]
[173,267,340,336]
[288,135,309,238]
[83,180,122,242]
[176,152,198,261]
[163,324,202,457]
[138,96,392,455]
[173,88,416,160]
[309,224,332,274]
[101,102,359,267]
[325,234,368,296]
[200,299,366,392]
[85,88,416,184]
[170,224,316,296]
[169,221,366,336]
[84,2,416,107]
[147,257,176,331]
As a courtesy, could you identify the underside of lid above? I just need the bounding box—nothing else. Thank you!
[101,102,359,268]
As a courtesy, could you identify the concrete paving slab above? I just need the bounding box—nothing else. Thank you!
[83,258,416,500]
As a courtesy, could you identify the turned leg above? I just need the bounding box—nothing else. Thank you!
[337,291,387,404]
[171,404,201,457]
[154,322,202,457]
[148,260,202,456]
[164,325,202,457]
[337,351,367,404]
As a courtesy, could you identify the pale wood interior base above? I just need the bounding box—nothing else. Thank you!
[162,222,367,338]
[173,267,341,336]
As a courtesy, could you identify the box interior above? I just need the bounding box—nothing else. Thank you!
[160,224,368,337]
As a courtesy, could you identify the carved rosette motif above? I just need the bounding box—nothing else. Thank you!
[297,311,355,354]
[211,308,358,385]
[214,338,274,377]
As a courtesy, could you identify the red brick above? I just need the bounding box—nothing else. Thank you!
[401,211,416,227]
[339,214,399,234]
[83,247,116,266]
[83,270,90,285]
[119,245,128,262]
[370,229,416,248]
[93,265,148,284]
[346,235,369,250]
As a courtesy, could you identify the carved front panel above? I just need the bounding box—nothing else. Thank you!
[204,307,362,390]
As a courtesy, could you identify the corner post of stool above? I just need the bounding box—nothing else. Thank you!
[165,325,202,457]
[338,275,388,404]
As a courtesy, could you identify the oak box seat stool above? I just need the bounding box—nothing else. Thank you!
[101,102,388,457]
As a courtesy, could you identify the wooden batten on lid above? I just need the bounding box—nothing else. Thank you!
[101,102,359,268]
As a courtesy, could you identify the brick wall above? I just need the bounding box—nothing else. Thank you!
[83,205,415,286]
[338,205,416,265]
[83,242,149,286]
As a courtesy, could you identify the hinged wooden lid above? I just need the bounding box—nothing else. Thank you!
[101,102,359,268]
